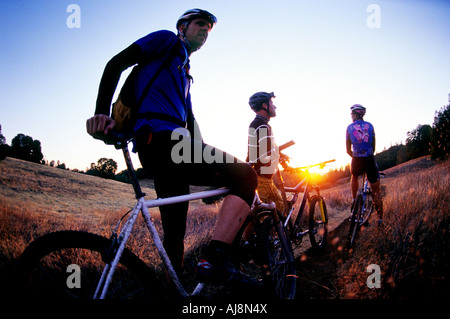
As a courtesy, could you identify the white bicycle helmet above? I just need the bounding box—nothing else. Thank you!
[350,104,366,117]
[176,9,217,30]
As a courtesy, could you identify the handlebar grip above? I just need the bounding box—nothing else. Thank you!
[99,130,137,149]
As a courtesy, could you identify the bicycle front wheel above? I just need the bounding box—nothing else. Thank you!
[309,195,328,249]
[258,216,297,299]
[348,195,362,247]
[18,231,160,299]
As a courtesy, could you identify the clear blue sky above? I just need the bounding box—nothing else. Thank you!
[1,0,449,172]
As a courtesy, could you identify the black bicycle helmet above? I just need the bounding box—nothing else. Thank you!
[249,92,275,111]
[176,9,217,30]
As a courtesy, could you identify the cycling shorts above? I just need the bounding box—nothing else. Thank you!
[136,130,257,272]
[137,130,257,207]
[351,156,380,184]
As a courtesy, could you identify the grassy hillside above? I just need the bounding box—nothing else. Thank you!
[0,156,448,299]
[0,157,217,272]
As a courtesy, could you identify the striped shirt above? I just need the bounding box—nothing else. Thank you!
[247,115,279,177]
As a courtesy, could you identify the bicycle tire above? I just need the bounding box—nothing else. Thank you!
[258,215,297,299]
[348,195,362,247]
[231,211,269,285]
[361,191,374,225]
[18,231,161,299]
[308,195,328,249]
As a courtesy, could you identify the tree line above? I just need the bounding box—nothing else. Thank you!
[0,125,151,183]
[0,102,448,184]
[374,102,449,170]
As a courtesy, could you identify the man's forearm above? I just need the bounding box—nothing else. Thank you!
[95,44,141,115]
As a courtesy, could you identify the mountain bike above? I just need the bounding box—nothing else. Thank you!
[17,132,296,300]
[347,172,381,247]
[275,153,335,252]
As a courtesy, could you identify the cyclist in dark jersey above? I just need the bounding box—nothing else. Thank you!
[87,9,258,285]
[247,92,286,213]
[346,104,383,222]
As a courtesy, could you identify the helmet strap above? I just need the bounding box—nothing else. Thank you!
[263,102,272,117]
[178,22,192,50]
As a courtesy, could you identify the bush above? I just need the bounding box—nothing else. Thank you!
[431,103,450,160]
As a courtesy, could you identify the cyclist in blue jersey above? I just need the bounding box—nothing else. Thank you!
[346,104,383,222]
[86,9,258,286]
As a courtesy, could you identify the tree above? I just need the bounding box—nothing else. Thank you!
[406,124,432,160]
[86,158,118,179]
[431,103,450,160]
[56,160,67,170]
[10,133,44,163]
[0,125,10,160]
[375,144,405,170]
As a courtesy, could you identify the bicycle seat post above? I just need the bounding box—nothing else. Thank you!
[121,143,145,199]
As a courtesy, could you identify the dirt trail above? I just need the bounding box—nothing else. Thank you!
[294,219,352,299]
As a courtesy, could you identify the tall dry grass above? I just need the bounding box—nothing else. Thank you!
[1,156,448,298]
[335,160,449,298]
[0,157,218,277]
[0,195,219,276]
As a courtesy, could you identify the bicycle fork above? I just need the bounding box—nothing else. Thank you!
[273,212,294,264]
[93,199,143,299]
[93,198,193,299]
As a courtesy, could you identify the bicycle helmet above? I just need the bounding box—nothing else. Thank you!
[176,9,217,30]
[249,92,275,111]
[350,104,366,117]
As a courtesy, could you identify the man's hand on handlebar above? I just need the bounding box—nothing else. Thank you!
[86,114,116,141]
[279,152,291,170]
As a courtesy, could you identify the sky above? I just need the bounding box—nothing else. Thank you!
[1,0,449,173]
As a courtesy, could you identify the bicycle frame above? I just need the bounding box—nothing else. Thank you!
[358,172,376,225]
[94,188,230,299]
[278,160,334,242]
[348,171,376,247]
[361,174,371,219]
[93,138,277,299]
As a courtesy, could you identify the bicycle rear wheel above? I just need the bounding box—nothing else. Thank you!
[308,195,328,249]
[258,216,297,299]
[231,212,268,285]
[348,195,362,247]
[361,191,374,225]
[18,231,160,299]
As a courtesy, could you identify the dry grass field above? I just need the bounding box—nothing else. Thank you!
[0,155,448,299]
[0,157,214,273]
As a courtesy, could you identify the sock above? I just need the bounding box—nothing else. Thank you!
[205,240,231,267]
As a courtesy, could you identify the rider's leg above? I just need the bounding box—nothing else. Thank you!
[201,195,251,270]
[370,180,384,219]
[138,131,258,284]
[351,174,359,199]
[350,157,363,203]
[212,194,250,244]
[366,156,383,220]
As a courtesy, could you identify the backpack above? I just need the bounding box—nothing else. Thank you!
[111,42,184,133]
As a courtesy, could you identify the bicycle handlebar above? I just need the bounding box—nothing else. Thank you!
[292,159,336,171]
[97,130,139,149]
[279,140,295,152]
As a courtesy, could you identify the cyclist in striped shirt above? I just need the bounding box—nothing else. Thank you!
[247,92,287,213]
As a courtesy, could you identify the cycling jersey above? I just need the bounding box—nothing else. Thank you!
[94,30,193,134]
[346,119,375,157]
[247,115,279,178]
[133,30,192,133]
